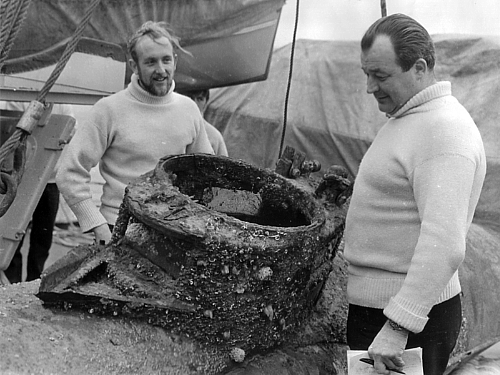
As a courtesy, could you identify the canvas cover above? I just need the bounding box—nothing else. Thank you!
[206,39,387,178]
[206,36,500,228]
[2,0,285,90]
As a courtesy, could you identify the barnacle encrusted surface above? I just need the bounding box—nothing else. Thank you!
[39,154,347,356]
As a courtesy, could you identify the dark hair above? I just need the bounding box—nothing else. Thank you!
[177,89,210,102]
[127,21,189,63]
[361,13,435,72]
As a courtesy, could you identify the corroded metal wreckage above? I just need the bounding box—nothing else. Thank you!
[37,153,351,361]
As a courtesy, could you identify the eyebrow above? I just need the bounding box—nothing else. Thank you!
[144,54,173,61]
[361,67,387,75]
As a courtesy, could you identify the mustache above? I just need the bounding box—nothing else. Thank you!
[152,72,169,80]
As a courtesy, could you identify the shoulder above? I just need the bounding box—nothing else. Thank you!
[97,88,128,107]
[88,89,133,122]
[402,95,480,144]
[416,99,484,164]
[433,98,482,145]
[204,121,223,138]
[171,92,199,110]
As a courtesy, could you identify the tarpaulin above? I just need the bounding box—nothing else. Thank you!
[206,37,500,227]
[206,39,388,178]
[2,0,285,90]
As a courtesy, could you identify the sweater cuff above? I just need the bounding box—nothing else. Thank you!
[70,198,108,233]
[383,295,429,333]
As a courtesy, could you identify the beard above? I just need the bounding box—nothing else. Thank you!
[137,69,171,97]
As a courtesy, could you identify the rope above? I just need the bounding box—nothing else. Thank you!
[37,0,101,102]
[0,0,32,70]
[0,0,101,216]
[0,0,33,190]
[381,0,387,17]
[0,0,18,57]
[278,0,300,159]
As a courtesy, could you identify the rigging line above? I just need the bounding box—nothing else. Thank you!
[381,0,387,17]
[278,0,300,160]
[0,0,32,70]
[37,0,101,102]
[0,0,101,163]
[0,0,19,56]
[0,0,101,202]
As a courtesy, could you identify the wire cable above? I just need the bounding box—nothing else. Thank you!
[278,0,300,159]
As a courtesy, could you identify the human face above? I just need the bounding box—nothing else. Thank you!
[361,35,421,115]
[130,36,177,96]
[191,94,207,114]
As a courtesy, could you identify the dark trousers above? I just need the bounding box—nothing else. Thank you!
[5,183,60,283]
[347,294,462,375]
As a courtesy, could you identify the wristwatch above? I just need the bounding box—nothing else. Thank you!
[388,319,407,332]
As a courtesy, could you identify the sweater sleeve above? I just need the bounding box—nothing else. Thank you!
[383,154,476,332]
[56,116,108,232]
[205,121,228,157]
[186,116,215,155]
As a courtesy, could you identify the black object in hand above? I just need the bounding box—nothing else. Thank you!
[359,358,406,374]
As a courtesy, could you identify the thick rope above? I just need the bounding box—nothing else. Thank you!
[0,0,9,19]
[0,0,101,163]
[0,0,32,70]
[0,0,101,215]
[0,0,33,189]
[37,0,101,102]
[0,0,18,55]
[278,0,300,159]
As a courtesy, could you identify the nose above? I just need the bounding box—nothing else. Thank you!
[155,62,167,74]
[366,75,379,94]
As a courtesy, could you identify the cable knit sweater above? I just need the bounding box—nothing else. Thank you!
[344,81,486,333]
[56,74,214,232]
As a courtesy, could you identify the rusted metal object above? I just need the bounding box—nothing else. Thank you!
[315,165,353,207]
[38,154,351,360]
[275,145,321,179]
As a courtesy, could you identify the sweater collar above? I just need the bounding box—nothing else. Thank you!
[128,73,175,104]
[389,81,451,119]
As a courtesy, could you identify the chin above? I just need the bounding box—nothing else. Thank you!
[150,84,169,96]
[155,89,168,96]
[378,103,397,115]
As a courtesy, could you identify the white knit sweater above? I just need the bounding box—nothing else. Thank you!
[344,81,486,333]
[56,74,214,232]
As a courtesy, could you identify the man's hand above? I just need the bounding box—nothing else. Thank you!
[93,223,112,245]
[368,320,409,374]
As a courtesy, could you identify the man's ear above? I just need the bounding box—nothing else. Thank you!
[129,58,138,74]
[414,58,428,78]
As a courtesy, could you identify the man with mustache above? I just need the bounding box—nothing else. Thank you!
[343,14,486,375]
[56,21,214,245]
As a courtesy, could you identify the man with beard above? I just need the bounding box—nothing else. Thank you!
[56,21,214,245]
[343,14,486,375]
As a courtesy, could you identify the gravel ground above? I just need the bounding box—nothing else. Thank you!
[0,280,229,375]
